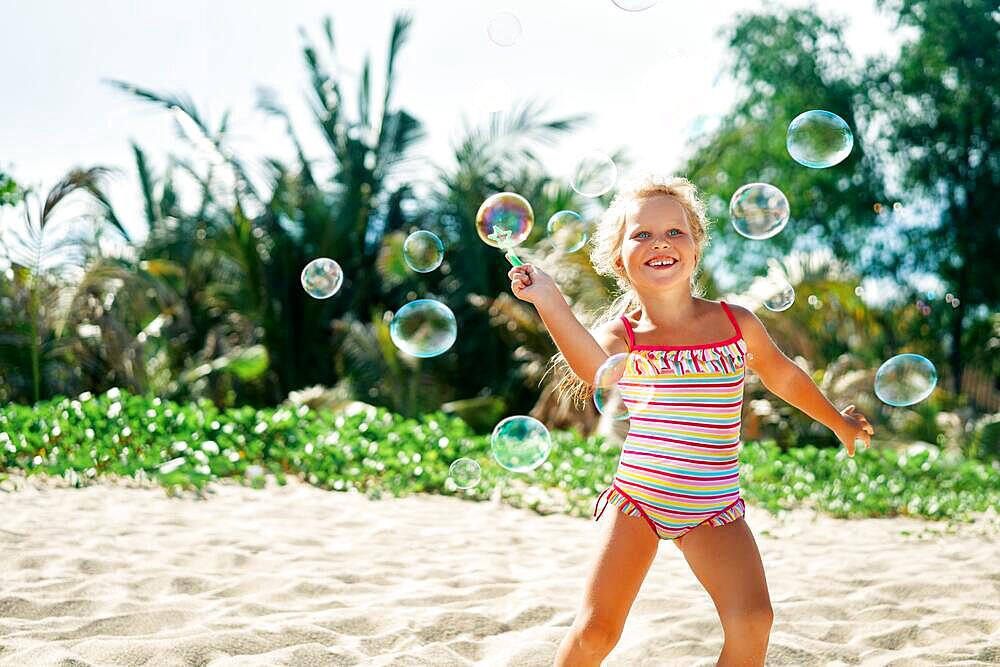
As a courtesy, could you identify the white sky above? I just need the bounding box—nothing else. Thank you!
[0,0,899,244]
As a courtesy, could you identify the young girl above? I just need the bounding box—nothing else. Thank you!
[508,175,874,667]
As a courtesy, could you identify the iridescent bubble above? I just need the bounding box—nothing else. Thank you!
[874,354,937,407]
[571,151,618,198]
[729,183,790,240]
[389,299,457,358]
[476,193,535,248]
[449,458,481,489]
[491,415,552,473]
[300,258,344,299]
[612,0,658,10]
[547,210,589,253]
[854,285,865,297]
[403,230,444,273]
[593,353,654,420]
[786,110,854,168]
[487,12,522,47]
[762,275,795,312]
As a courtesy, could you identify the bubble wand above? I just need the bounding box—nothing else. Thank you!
[487,228,523,267]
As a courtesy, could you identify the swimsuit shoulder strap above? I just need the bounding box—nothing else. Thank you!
[720,301,743,339]
[619,315,636,351]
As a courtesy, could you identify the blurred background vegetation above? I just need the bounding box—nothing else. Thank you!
[1,0,997,467]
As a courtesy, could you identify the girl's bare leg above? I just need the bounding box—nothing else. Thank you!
[554,509,659,666]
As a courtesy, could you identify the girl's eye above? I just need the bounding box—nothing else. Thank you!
[668,229,681,237]
[635,231,650,239]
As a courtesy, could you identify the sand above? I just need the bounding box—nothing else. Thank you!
[1,474,998,666]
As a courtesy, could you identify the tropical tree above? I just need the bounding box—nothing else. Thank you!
[683,7,886,285]
[869,0,1000,394]
[0,168,132,403]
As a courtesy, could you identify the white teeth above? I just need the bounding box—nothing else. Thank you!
[646,258,676,267]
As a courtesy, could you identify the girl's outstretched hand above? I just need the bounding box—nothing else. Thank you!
[835,404,875,457]
[508,263,560,307]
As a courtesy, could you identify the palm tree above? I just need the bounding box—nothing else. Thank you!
[0,167,132,403]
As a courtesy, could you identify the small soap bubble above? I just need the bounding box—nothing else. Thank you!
[729,183,790,240]
[403,230,444,273]
[300,258,344,299]
[389,299,457,358]
[786,110,854,168]
[611,0,658,10]
[547,210,589,253]
[571,151,618,198]
[487,12,522,47]
[449,458,482,489]
[762,275,795,312]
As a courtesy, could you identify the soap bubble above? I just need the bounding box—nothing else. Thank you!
[594,353,655,420]
[762,275,795,312]
[487,12,522,47]
[612,0,658,10]
[403,230,444,273]
[786,110,854,168]
[547,210,589,253]
[874,354,937,407]
[476,192,534,248]
[300,258,344,299]
[449,458,481,489]
[729,183,790,240]
[389,299,457,358]
[571,151,618,198]
[491,415,552,472]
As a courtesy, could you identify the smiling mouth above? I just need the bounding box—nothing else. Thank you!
[644,257,678,270]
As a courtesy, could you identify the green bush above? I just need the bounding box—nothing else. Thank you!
[1,390,997,524]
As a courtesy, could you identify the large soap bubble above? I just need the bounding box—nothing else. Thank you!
[874,354,937,407]
[491,415,552,472]
[389,299,457,358]
[786,110,854,169]
[476,192,534,248]
[729,183,790,240]
[875,354,937,407]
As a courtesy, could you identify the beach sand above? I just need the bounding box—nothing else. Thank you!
[1,474,998,666]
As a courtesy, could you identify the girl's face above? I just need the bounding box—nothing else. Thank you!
[615,195,697,291]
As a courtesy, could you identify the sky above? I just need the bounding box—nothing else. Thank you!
[0,0,900,245]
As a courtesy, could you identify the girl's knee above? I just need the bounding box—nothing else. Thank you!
[573,615,624,655]
[721,602,773,638]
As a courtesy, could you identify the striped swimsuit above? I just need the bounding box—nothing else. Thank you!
[593,301,749,541]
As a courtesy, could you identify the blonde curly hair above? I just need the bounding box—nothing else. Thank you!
[546,174,714,408]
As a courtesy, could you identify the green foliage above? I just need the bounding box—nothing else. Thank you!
[1,392,997,524]
[684,7,885,280]
[0,170,21,207]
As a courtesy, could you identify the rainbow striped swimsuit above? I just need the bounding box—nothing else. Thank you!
[594,302,748,541]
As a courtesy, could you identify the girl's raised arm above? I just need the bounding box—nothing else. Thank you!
[508,263,624,386]
[731,304,875,456]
